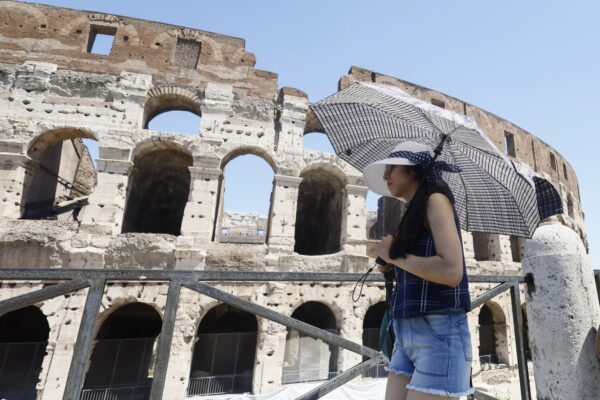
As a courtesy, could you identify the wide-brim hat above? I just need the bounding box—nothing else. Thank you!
[363,141,434,199]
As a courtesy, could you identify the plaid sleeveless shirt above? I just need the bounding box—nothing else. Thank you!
[390,206,472,319]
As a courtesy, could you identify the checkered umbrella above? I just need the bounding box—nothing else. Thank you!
[309,81,563,238]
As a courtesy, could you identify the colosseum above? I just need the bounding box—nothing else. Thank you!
[0,1,589,399]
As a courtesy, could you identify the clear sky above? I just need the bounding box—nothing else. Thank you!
[33,0,599,268]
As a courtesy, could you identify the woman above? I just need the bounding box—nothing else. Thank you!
[363,141,473,400]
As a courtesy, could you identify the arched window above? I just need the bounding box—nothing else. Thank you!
[82,303,162,398]
[22,128,97,220]
[143,91,202,136]
[478,302,508,365]
[294,169,344,255]
[0,306,49,400]
[567,195,574,218]
[362,302,387,378]
[122,146,192,235]
[282,302,338,383]
[188,304,257,396]
[303,131,334,153]
[217,154,274,244]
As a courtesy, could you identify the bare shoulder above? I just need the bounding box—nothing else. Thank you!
[426,193,454,226]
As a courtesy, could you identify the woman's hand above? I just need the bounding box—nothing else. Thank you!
[376,234,395,265]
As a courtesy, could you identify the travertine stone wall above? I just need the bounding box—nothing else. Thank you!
[0,1,589,398]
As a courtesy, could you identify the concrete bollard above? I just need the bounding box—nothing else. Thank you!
[522,221,600,399]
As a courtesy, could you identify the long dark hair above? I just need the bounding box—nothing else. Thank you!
[389,164,455,259]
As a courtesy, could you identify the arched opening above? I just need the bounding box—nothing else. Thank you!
[122,146,192,235]
[22,128,97,220]
[143,92,202,137]
[187,304,257,396]
[478,302,508,365]
[0,306,49,400]
[522,304,532,361]
[303,132,335,153]
[294,169,344,255]
[472,232,502,261]
[82,303,162,399]
[147,110,202,136]
[282,302,339,384]
[217,153,274,244]
[362,302,387,378]
[567,195,574,218]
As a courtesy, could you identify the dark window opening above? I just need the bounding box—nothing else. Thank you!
[294,170,344,255]
[283,302,338,384]
[431,98,445,109]
[122,148,192,235]
[368,196,407,240]
[174,38,201,69]
[82,303,162,399]
[504,131,516,157]
[188,304,257,396]
[0,306,49,400]
[87,26,116,55]
[563,163,568,180]
[550,152,557,171]
[567,196,574,218]
[478,304,498,364]
[362,302,388,378]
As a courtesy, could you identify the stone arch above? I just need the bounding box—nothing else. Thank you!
[0,2,49,31]
[187,303,257,396]
[362,301,387,378]
[82,302,162,396]
[213,146,276,243]
[294,164,346,255]
[0,305,49,399]
[478,301,509,365]
[22,127,98,219]
[122,139,193,235]
[282,301,339,384]
[143,86,202,131]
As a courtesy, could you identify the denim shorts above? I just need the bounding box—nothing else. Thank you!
[385,308,474,397]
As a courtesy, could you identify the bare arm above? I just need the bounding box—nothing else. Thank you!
[376,193,464,287]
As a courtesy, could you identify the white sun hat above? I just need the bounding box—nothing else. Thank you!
[362,141,434,199]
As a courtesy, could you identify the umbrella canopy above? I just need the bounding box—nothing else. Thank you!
[309,81,562,238]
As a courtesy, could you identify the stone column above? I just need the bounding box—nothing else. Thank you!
[266,174,302,256]
[253,319,288,394]
[0,151,30,218]
[342,184,368,255]
[522,221,600,399]
[180,165,222,240]
[79,151,132,235]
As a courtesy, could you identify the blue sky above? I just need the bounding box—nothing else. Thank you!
[37,1,599,268]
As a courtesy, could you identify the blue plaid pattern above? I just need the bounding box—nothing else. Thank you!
[390,209,472,319]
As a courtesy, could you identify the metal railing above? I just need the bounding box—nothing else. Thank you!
[0,269,531,400]
[187,374,253,397]
[80,384,151,400]
[282,370,340,385]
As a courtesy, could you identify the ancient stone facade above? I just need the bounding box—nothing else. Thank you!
[0,1,587,399]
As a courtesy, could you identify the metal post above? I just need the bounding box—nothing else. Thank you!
[149,279,181,400]
[510,283,531,400]
[63,279,105,400]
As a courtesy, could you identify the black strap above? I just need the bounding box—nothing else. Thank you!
[351,267,374,302]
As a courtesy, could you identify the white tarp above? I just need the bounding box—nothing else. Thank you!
[191,380,387,400]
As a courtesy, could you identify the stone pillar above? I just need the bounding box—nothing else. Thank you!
[79,152,132,235]
[180,164,222,240]
[522,221,600,399]
[0,151,30,218]
[253,319,288,394]
[267,174,302,256]
[275,88,309,155]
[342,184,368,256]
